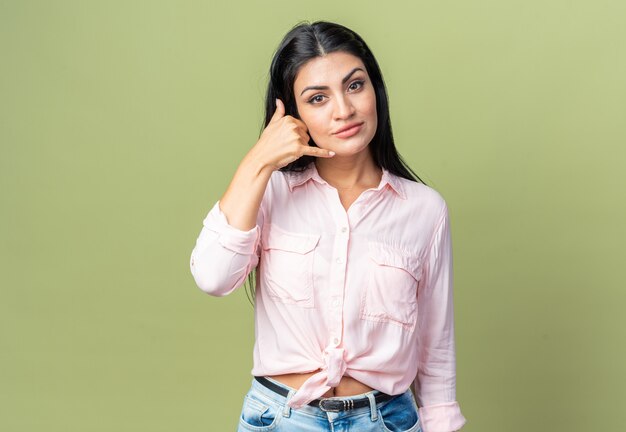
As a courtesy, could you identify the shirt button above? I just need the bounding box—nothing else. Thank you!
[341,227,347,233]
[336,257,343,264]
[332,299,339,307]
[333,337,339,345]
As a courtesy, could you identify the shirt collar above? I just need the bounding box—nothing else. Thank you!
[284,162,407,200]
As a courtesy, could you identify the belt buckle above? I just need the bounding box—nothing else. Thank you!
[318,397,341,412]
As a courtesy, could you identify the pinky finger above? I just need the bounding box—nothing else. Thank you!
[303,146,335,158]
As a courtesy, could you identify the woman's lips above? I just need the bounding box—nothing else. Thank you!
[334,122,364,139]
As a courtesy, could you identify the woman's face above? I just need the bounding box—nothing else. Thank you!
[293,51,377,158]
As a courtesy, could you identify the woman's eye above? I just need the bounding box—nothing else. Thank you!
[349,80,364,91]
[308,95,325,104]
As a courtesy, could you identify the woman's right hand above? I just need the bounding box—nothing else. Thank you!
[251,98,335,171]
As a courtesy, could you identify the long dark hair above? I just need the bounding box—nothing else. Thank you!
[244,20,428,306]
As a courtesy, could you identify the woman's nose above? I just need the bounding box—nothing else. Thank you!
[334,95,356,120]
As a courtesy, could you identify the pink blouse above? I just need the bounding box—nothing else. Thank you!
[190,162,467,432]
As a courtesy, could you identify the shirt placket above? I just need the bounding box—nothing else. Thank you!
[329,212,349,341]
[319,194,348,390]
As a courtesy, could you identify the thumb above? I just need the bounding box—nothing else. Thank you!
[270,98,285,123]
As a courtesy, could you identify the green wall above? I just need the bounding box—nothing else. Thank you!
[1,1,624,431]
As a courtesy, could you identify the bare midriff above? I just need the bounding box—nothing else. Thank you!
[267,368,374,398]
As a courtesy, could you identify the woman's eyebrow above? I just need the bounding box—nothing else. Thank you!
[300,67,365,96]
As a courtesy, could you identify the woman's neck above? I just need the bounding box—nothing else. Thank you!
[314,152,382,191]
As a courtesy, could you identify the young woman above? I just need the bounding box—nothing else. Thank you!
[190,20,467,432]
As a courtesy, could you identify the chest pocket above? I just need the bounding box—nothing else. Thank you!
[260,224,320,308]
[360,242,422,332]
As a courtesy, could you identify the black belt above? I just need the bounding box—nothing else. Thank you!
[254,376,399,412]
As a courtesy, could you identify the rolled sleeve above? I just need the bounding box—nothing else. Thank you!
[203,200,260,255]
[414,204,467,432]
[190,200,263,296]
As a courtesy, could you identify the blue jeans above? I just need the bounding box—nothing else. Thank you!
[237,376,422,431]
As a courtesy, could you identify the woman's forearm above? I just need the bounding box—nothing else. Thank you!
[218,149,274,231]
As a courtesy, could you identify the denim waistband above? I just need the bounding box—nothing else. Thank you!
[248,375,396,419]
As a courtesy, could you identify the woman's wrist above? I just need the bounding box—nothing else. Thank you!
[242,147,274,177]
